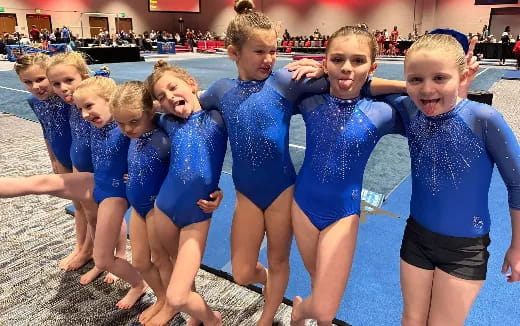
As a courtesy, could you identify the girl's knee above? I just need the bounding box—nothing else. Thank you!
[132,258,152,273]
[401,312,427,326]
[93,253,113,271]
[232,265,256,285]
[167,289,189,310]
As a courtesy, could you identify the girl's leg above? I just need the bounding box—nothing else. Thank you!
[149,207,180,326]
[104,219,128,284]
[167,219,221,326]
[93,197,147,309]
[400,260,434,326]
[292,208,359,325]
[129,209,168,324]
[50,161,87,271]
[258,186,294,326]
[427,268,483,326]
[289,200,320,326]
[230,191,268,286]
[0,172,94,202]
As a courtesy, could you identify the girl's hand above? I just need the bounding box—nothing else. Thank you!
[285,58,325,80]
[501,246,520,282]
[459,36,479,98]
[197,188,223,213]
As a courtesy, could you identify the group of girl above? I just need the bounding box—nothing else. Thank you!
[2,0,519,325]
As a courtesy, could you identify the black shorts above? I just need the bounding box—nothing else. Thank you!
[400,217,491,281]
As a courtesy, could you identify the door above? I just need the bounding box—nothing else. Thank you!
[89,16,109,38]
[0,14,17,35]
[26,14,52,35]
[115,18,133,33]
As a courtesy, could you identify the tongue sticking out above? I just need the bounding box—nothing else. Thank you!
[65,95,73,104]
[338,79,353,89]
[423,100,438,116]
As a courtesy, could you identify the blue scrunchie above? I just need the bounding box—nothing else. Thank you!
[93,69,110,78]
[429,28,469,54]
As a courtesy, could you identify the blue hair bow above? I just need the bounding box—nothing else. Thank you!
[429,28,469,54]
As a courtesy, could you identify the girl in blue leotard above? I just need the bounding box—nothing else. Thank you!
[290,26,405,326]
[146,60,226,326]
[109,81,173,324]
[0,77,147,309]
[47,53,122,285]
[14,53,89,273]
[384,33,520,326]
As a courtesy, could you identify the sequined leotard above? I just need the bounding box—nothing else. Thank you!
[387,95,520,237]
[126,128,170,218]
[27,95,73,170]
[155,110,227,227]
[90,121,130,204]
[68,106,93,172]
[294,94,404,230]
[200,68,328,210]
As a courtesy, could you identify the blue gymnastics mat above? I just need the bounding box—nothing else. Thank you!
[502,69,520,80]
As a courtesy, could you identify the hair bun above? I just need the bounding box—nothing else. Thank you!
[234,0,254,15]
[154,60,169,71]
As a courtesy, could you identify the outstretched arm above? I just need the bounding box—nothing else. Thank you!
[502,209,520,283]
[0,172,94,202]
[369,78,406,96]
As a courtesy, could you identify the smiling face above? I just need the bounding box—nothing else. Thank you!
[18,65,52,100]
[405,49,466,116]
[229,29,277,81]
[74,93,112,128]
[47,64,88,104]
[323,35,377,99]
[152,72,201,119]
[113,109,154,139]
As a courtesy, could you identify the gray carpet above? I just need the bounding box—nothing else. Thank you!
[0,113,304,326]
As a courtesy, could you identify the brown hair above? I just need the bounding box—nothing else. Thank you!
[326,26,377,63]
[73,76,116,103]
[47,51,91,77]
[145,60,195,99]
[405,34,466,73]
[110,81,154,117]
[14,52,49,75]
[225,0,275,49]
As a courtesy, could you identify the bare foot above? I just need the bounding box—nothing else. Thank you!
[103,272,119,284]
[139,299,164,324]
[80,266,103,285]
[146,303,178,326]
[64,252,92,271]
[59,248,79,270]
[291,296,305,326]
[115,282,148,309]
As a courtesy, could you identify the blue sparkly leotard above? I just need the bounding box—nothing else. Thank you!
[126,128,170,218]
[294,94,404,230]
[90,121,130,204]
[200,68,328,210]
[27,95,73,170]
[68,106,93,172]
[155,110,227,228]
[387,95,520,237]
